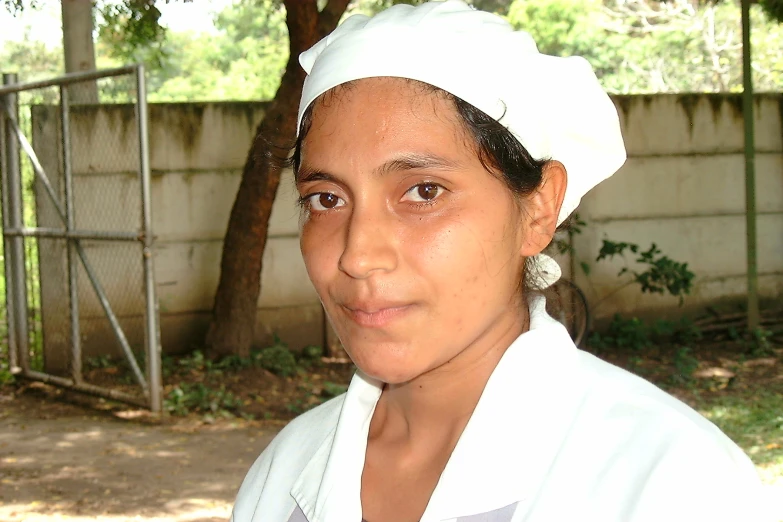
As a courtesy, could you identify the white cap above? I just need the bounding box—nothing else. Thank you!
[297,0,626,287]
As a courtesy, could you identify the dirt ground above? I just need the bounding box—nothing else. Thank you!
[1,353,358,522]
[0,388,280,522]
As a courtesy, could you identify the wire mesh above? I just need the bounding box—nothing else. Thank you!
[76,240,147,389]
[28,85,64,376]
[3,69,153,398]
[23,236,42,370]
[18,84,57,373]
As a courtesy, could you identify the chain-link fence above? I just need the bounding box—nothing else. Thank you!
[0,65,161,411]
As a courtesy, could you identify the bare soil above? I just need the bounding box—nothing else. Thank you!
[0,386,278,522]
[0,359,357,522]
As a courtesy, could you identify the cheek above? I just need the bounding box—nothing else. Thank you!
[300,221,340,290]
[419,227,481,292]
[405,210,518,302]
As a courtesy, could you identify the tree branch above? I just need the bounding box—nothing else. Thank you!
[283,0,320,57]
[318,0,352,39]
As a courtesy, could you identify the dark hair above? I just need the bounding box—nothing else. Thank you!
[291,82,557,294]
[448,95,548,198]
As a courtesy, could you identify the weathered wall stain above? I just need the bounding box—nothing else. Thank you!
[676,94,700,135]
[98,104,138,150]
[150,103,207,153]
[219,101,268,134]
[676,93,745,134]
[613,95,634,128]
[614,93,748,137]
[146,102,269,155]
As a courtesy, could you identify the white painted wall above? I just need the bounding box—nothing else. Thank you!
[572,94,783,320]
[32,95,783,369]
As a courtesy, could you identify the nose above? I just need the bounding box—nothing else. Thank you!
[338,205,397,279]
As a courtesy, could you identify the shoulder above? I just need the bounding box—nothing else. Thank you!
[574,349,732,440]
[525,313,737,446]
[561,350,765,519]
[231,394,346,522]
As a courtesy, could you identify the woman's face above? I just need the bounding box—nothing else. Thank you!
[297,78,538,384]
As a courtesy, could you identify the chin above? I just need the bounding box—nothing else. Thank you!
[345,342,427,385]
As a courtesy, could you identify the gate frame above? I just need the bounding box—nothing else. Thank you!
[0,65,162,412]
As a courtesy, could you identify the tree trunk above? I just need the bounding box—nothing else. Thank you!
[205,0,350,359]
[61,0,99,103]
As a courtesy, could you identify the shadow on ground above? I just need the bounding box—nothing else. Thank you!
[0,390,278,522]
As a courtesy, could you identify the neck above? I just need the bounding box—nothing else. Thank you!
[369,306,528,450]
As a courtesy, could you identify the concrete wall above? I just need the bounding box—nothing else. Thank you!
[31,94,782,369]
[571,94,783,320]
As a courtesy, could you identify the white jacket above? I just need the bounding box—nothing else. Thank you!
[232,298,765,522]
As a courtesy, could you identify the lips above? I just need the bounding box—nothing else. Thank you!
[341,301,414,328]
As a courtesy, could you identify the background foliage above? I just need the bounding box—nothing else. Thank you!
[2,0,782,100]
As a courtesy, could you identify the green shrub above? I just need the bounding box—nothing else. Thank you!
[163,382,243,417]
[596,240,695,303]
[297,344,324,369]
[590,315,702,353]
[590,314,652,352]
[254,343,298,377]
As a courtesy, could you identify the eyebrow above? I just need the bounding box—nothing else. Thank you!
[373,153,462,177]
[296,152,461,185]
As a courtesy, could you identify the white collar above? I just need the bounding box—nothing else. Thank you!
[291,296,580,522]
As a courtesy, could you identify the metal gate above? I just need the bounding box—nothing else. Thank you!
[0,65,161,411]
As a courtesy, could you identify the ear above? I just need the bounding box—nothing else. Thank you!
[519,160,568,257]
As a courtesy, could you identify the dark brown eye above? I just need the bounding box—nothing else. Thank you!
[306,192,344,211]
[416,183,440,201]
[319,193,340,209]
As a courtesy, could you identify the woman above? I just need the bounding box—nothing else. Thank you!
[232,2,764,521]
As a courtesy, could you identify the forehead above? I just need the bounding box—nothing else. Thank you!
[300,78,467,158]
[313,77,447,111]
[309,78,462,136]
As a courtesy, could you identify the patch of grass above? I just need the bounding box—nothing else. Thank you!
[698,392,783,482]
[671,346,699,386]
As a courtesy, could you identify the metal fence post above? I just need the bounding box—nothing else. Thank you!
[2,73,29,373]
[741,0,759,330]
[136,65,161,413]
[0,74,18,373]
[60,85,82,384]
